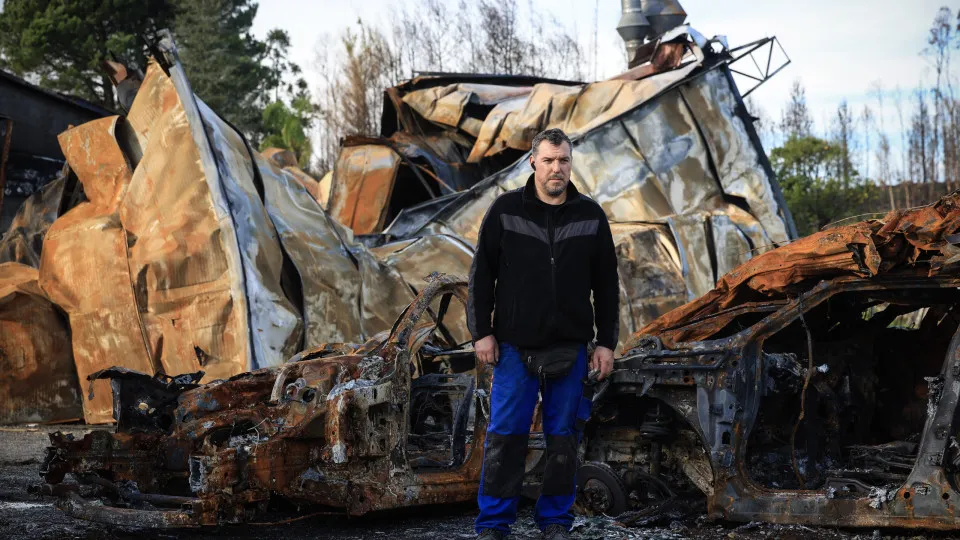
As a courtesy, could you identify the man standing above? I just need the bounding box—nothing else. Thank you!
[468,128,620,540]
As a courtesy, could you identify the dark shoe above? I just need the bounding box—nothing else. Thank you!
[477,529,505,540]
[543,524,572,539]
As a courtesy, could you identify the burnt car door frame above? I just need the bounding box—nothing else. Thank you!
[615,276,960,528]
[390,278,492,506]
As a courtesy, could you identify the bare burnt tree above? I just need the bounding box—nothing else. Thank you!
[923,7,951,192]
[871,81,896,210]
[894,86,912,207]
[781,79,814,139]
[908,87,935,202]
[313,22,399,172]
[311,0,586,174]
[861,104,873,180]
[833,99,856,182]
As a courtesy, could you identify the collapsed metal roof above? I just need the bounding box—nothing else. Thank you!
[0,25,793,424]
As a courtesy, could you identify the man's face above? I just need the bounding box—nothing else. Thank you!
[530,140,572,197]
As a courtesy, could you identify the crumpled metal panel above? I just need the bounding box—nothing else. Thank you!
[402,37,703,165]
[0,171,66,268]
[36,52,307,421]
[0,262,81,423]
[679,68,793,243]
[256,152,413,347]
[709,213,753,279]
[193,100,303,368]
[609,223,687,347]
[370,234,475,343]
[262,148,323,205]
[401,83,532,130]
[637,194,960,347]
[39,116,155,423]
[667,213,716,301]
[328,144,401,234]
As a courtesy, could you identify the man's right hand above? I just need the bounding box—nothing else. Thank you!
[475,335,499,365]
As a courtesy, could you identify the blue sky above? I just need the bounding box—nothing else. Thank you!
[252,0,954,171]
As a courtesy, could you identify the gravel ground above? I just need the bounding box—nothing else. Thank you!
[0,425,956,540]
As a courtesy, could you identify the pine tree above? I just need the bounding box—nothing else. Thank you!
[0,0,176,109]
[173,0,267,139]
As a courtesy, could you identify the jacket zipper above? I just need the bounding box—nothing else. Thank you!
[547,210,557,311]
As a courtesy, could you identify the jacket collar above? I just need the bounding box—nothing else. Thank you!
[521,174,582,208]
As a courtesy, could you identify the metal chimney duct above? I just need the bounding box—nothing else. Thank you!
[618,0,687,66]
[617,0,652,66]
[644,0,687,36]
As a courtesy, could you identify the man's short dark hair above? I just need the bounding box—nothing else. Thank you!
[531,128,572,158]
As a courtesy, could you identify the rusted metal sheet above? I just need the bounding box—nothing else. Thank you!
[639,194,960,347]
[328,144,401,234]
[36,51,306,421]
[0,262,81,423]
[40,275,491,526]
[39,116,154,423]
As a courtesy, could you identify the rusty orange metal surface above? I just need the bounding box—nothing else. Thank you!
[327,144,401,234]
[637,193,960,347]
[0,262,81,423]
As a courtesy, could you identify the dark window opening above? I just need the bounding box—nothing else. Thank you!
[405,292,478,471]
[745,288,960,493]
[383,159,440,228]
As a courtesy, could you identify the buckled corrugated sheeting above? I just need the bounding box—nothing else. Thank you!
[257,151,414,345]
[636,193,960,347]
[398,42,793,347]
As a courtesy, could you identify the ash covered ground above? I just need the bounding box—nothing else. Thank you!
[0,426,952,540]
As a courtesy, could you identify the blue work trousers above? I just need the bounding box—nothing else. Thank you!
[475,342,591,534]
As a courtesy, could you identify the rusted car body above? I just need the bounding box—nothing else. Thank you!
[579,194,960,529]
[40,275,490,527]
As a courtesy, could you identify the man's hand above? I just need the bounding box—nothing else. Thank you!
[475,335,499,366]
[590,346,614,381]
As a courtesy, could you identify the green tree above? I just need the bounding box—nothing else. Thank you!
[173,0,267,139]
[260,86,314,169]
[0,0,175,109]
[263,28,301,103]
[772,136,871,236]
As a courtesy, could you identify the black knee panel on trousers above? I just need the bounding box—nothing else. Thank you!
[481,432,528,498]
[541,434,578,496]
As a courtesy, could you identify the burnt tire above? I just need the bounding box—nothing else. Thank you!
[576,462,628,517]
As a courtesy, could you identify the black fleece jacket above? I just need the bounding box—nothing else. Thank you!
[467,175,620,350]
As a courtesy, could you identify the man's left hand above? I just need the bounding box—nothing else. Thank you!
[590,346,614,381]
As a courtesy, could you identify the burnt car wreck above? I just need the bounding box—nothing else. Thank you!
[593,193,960,529]
[40,274,491,526]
